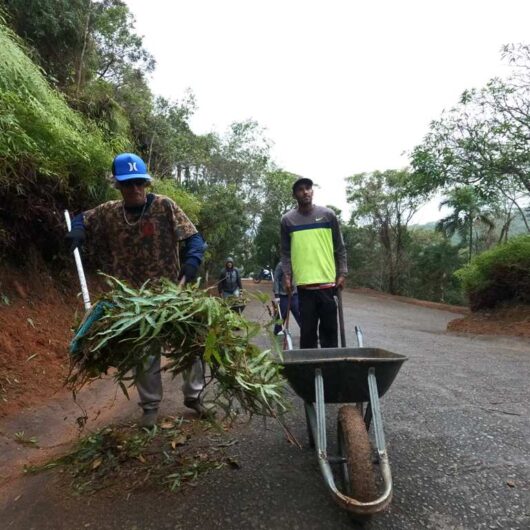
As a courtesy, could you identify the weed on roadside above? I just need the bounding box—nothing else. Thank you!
[14,431,39,447]
[24,417,237,495]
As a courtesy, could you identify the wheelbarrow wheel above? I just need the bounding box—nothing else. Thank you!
[337,405,377,514]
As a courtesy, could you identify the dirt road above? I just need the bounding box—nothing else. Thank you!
[1,286,529,529]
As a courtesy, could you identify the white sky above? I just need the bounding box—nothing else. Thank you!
[125,0,529,223]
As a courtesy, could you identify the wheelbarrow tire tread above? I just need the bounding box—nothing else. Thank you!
[338,405,378,504]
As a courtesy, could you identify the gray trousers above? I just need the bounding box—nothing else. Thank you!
[136,352,205,411]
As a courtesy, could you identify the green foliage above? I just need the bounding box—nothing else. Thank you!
[150,180,201,225]
[254,170,297,268]
[69,276,287,418]
[0,16,127,260]
[436,186,496,262]
[92,0,155,84]
[0,19,118,184]
[3,0,154,91]
[346,169,425,294]
[196,183,250,274]
[410,44,530,231]
[455,235,530,310]
[3,0,90,87]
[406,229,464,304]
[342,225,384,290]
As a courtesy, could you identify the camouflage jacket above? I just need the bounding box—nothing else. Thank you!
[83,194,197,286]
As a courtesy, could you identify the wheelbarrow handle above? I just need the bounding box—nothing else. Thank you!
[336,288,346,348]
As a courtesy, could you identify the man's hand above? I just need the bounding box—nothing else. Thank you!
[65,228,85,252]
[283,273,292,293]
[178,263,197,285]
[336,275,346,290]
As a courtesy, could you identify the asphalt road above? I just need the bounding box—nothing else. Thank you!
[1,287,529,529]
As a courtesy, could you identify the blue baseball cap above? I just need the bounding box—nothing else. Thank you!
[112,153,152,182]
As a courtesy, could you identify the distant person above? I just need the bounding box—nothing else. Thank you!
[218,257,242,299]
[273,261,301,335]
[66,153,207,427]
[280,177,347,348]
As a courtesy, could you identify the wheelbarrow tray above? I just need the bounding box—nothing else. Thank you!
[282,347,407,403]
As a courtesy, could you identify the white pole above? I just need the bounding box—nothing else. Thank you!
[64,210,91,310]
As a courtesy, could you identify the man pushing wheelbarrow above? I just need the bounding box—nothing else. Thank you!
[279,176,407,520]
[280,176,347,349]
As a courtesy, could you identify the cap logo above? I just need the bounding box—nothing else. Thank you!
[128,162,138,172]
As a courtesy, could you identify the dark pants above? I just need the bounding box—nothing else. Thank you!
[298,288,338,349]
[273,293,301,334]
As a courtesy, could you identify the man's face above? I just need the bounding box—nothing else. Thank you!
[118,178,149,206]
[293,183,313,206]
[226,262,234,269]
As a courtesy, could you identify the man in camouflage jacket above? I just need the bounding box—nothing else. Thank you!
[67,153,206,428]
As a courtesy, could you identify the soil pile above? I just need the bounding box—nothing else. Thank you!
[447,304,530,338]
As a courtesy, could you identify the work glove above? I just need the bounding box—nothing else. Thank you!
[65,228,85,252]
[178,263,198,284]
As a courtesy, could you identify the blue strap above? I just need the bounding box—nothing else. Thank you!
[69,301,112,354]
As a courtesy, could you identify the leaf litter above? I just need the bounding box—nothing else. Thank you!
[25,417,239,495]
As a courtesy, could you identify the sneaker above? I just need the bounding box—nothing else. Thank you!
[140,409,158,429]
[184,398,207,416]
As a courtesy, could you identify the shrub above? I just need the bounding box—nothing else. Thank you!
[455,235,530,310]
[150,179,201,225]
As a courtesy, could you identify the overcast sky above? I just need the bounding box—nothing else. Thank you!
[125,0,529,222]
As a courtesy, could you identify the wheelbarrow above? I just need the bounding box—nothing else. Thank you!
[280,291,407,519]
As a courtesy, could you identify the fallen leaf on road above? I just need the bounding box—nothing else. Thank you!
[226,457,240,469]
[170,434,187,449]
[506,480,515,488]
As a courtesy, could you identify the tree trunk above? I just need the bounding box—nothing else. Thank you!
[147,133,155,171]
[468,218,473,263]
[76,1,92,97]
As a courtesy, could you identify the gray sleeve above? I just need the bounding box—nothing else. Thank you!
[273,263,283,295]
[331,213,348,276]
[280,218,292,276]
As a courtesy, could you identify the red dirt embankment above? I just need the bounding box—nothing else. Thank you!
[0,267,82,417]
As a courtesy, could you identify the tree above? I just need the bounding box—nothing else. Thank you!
[341,224,384,290]
[411,44,530,231]
[253,170,297,267]
[436,187,496,262]
[346,169,425,294]
[180,120,273,274]
[91,0,155,84]
[406,229,464,304]
[4,0,91,88]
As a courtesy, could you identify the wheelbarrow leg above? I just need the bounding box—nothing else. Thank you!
[302,368,328,455]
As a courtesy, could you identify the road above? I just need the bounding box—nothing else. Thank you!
[1,286,529,529]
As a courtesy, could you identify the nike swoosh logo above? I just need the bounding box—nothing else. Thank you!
[315,217,324,221]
